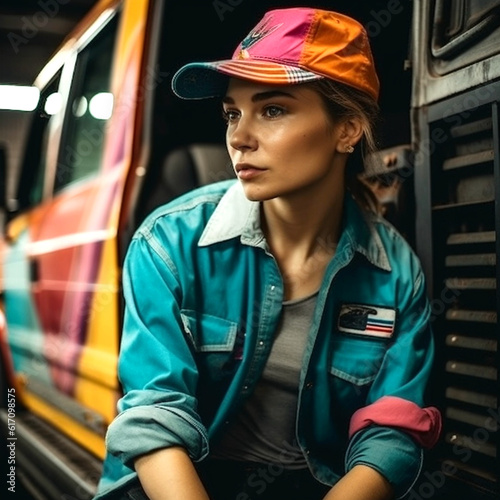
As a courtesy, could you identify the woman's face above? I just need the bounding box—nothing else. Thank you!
[223,78,346,202]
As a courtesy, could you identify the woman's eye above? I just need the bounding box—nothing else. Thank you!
[264,105,285,118]
[222,109,239,123]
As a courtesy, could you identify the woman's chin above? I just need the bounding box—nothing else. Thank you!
[240,183,276,202]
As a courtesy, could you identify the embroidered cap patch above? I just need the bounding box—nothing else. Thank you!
[338,304,396,338]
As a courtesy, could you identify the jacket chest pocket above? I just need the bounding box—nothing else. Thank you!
[328,334,388,411]
[180,310,240,381]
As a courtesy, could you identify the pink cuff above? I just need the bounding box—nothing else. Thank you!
[349,396,442,448]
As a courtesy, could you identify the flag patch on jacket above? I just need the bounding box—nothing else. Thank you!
[338,304,396,338]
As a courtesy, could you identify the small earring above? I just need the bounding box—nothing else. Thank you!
[345,145,354,154]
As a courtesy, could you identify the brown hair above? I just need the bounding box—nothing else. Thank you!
[308,78,381,213]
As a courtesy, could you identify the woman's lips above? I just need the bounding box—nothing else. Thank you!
[235,163,266,180]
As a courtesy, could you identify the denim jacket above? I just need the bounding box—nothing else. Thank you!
[95,180,441,499]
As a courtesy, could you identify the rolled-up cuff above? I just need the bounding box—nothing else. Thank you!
[349,396,442,448]
[345,426,423,499]
[106,405,209,468]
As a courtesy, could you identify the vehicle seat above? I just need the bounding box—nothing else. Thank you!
[145,143,234,215]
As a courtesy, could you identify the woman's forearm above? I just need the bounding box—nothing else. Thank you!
[135,446,210,500]
[323,464,394,500]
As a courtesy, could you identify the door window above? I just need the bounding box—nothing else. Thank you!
[431,0,500,74]
[16,73,62,209]
[54,16,118,192]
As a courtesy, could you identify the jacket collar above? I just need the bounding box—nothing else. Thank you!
[198,181,391,271]
[341,193,391,271]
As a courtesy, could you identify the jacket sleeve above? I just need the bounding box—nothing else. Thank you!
[105,231,209,469]
[344,265,442,499]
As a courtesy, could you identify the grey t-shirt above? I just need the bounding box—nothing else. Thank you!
[211,291,318,468]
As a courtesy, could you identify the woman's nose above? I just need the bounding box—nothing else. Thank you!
[227,116,257,152]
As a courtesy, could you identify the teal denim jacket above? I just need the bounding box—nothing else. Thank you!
[95,180,440,499]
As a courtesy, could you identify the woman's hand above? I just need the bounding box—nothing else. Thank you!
[323,465,394,500]
[135,446,210,500]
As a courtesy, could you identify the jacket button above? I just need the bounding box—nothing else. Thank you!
[306,382,313,389]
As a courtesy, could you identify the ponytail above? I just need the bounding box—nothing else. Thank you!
[308,79,382,213]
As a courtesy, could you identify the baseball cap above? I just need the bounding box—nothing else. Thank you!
[172,7,379,101]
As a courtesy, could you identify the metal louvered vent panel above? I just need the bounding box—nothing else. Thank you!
[429,102,499,496]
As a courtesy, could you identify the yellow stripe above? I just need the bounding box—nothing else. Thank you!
[75,236,120,425]
[20,388,106,459]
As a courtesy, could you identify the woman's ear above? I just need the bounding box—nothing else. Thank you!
[336,117,364,154]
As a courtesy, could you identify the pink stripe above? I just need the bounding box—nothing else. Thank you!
[365,325,392,332]
[349,396,442,448]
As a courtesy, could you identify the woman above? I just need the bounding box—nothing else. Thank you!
[95,7,441,500]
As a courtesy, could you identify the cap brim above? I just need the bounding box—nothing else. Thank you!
[172,60,323,99]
